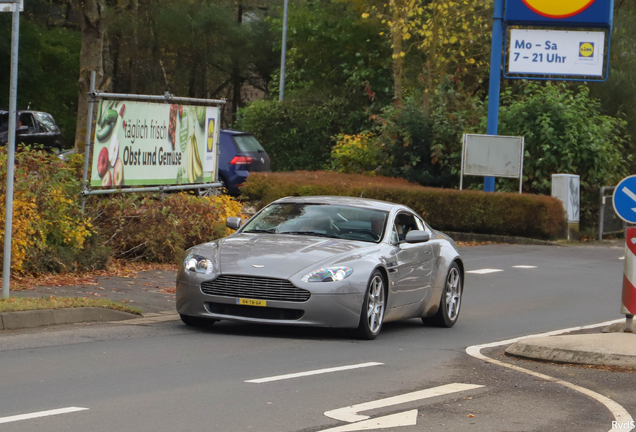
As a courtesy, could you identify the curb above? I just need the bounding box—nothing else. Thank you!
[504,333,636,367]
[0,307,140,331]
[446,231,561,246]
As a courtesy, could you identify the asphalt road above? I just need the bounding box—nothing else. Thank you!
[1,243,633,432]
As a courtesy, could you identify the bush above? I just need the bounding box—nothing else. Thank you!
[495,82,632,229]
[240,171,567,239]
[0,147,100,274]
[234,94,370,172]
[92,193,244,263]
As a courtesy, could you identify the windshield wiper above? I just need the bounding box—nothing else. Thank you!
[243,229,276,234]
[281,231,341,239]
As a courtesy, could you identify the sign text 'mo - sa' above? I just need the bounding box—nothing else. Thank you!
[505,0,614,27]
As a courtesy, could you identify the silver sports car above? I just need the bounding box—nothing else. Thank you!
[176,196,464,339]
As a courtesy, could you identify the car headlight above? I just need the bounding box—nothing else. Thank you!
[184,253,214,274]
[302,267,353,283]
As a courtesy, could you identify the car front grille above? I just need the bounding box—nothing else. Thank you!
[205,302,304,320]
[200,275,311,302]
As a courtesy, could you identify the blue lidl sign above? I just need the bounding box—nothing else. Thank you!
[505,0,614,27]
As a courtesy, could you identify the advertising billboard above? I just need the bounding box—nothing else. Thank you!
[90,101,219,187]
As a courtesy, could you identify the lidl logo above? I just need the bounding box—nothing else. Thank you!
[579,42,595,57]
[521,0,596,18]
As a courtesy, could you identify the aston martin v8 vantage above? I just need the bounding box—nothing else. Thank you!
[176,196,464,339]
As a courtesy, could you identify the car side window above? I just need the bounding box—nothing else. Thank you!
[19,113,36,132]
[391,224,400,244]
[393,212,419,242]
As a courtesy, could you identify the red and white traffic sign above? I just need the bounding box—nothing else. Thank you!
[622,227,636,315]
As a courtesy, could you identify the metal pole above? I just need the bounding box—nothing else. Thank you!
[278,0,289,102]
[484,0,505,193]
[81,71,96,212]
[599,186,606,241]
[2,3,20,299]
[626,314,634,333]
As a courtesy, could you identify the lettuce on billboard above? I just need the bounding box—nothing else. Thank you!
[91,100,219,187]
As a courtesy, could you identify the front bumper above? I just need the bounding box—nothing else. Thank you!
[176,279,364,328]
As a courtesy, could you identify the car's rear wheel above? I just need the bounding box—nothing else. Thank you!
[356,270,386,340]
[423,262,462,328]
[180,314,217,328]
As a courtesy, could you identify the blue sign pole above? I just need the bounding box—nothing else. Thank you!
[484,0,505,193]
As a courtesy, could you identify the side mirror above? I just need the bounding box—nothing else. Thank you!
[226,217,242,230]
[405,230,430,244]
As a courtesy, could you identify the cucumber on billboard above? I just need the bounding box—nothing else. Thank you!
[91,100,219,187]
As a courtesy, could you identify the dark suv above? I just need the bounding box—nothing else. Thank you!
[218,129,270,195]
[0,110,64,152]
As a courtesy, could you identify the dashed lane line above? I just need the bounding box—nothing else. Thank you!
[513,265,538,269]
[245,362,384,384]
[0,407,89,425]
[466,319,633,432]
[466,268,503,274]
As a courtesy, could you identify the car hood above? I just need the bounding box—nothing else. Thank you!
[213,233,375,278]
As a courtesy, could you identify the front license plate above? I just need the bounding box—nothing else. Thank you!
[236,298,267,307]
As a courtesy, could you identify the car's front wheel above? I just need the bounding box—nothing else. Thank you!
[423,262,462,328]
[356,270,386,340]
[180,314,217,328]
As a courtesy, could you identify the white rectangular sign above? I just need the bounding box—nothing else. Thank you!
[508,29,605,77]
[463,134,524,178]
[0,0,24,12]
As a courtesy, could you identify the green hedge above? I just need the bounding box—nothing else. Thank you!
[240,171,567,239]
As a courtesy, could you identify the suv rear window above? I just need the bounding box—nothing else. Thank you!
[232,134,265,153]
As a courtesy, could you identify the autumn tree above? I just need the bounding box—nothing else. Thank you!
[364,0,491,112]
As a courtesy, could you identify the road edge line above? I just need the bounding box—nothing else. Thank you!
[465,319,633,432]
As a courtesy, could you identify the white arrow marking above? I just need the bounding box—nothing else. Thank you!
[621,187,636,211]
[318,410,418,432]
[324,383,484,423]
[0,407,88,424]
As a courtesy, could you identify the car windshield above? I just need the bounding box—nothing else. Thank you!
[36,112,59,133]
[242,203,388,243]
[232,134,265,153]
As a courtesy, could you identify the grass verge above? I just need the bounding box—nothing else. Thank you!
[0,296,142,315]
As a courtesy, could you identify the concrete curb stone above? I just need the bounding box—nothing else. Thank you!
[505,333,636,367]
[446,231,561,246]
[0,307,139,331]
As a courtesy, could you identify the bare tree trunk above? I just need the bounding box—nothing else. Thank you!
[73,0,104,152]
[392,6,403,104]
[231,1,244,122]
[422,12,439,117]
[129,0,139,93]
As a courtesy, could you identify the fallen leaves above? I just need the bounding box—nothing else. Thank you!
[11,260,178,289]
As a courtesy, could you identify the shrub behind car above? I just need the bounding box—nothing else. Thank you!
[240,171,567,239]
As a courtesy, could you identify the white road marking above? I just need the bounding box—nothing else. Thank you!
[0,407,89,425]
[466,268,503,274]
[466,318,633,432]
[622,187,636,211]
[245,362,383,384]
[318,410,417,432]
[513,265,537,269]
[324,383,484,423]
[620,256,625,260]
